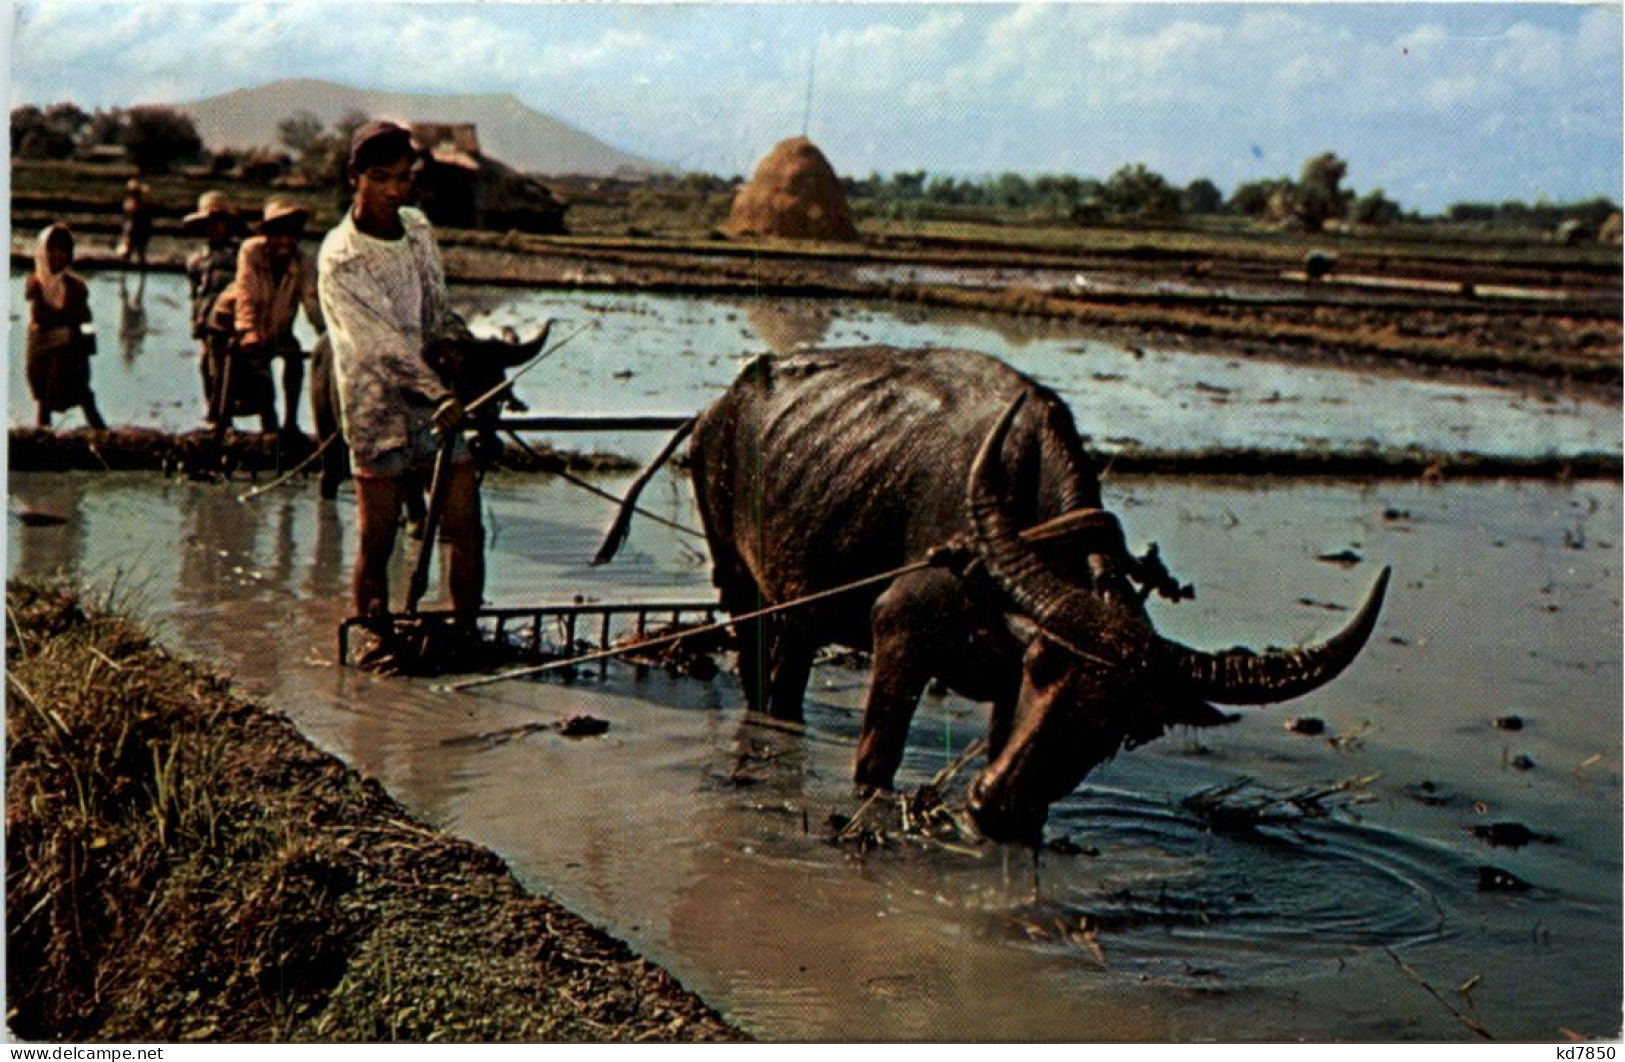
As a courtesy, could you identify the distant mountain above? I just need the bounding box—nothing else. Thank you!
[183,78,658,177]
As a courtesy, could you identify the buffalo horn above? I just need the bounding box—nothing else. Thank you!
[967,396,1083,628]
[1163,567,1391,704]
[967,395,1148,669]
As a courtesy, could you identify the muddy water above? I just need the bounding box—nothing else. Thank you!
[8,467,1619,1041]
[9,271,1619,462]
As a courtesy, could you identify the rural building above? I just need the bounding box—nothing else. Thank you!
[412,121,567,234]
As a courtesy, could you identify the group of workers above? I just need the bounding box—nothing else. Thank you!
[22,120,485,666]
[184,190,324,436]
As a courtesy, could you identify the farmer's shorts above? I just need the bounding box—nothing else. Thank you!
[353,425,470,480]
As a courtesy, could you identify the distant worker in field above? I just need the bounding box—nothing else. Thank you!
[209,197,325,436]
[318,120,481,662]
[117,179,154,269]
[183,191,243,426]
[24,223,106,430]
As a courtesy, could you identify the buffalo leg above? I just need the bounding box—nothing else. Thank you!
[714,561,768,713]
[986,681,1020,760]
[318,440,348,500]
[766,626,814,723]
[733,613,768,713]
[854,587,937,790]
[854,636,932,791]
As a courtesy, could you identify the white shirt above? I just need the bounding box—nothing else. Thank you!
[317,206,458,464]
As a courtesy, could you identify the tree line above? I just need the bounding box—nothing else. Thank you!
[846,151,1404,231]
[12,101,1618,233]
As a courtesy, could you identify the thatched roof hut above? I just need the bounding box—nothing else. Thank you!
[410,122,567,234]
[723,136,857,242]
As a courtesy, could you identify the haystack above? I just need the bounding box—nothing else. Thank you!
[724,136,857,242]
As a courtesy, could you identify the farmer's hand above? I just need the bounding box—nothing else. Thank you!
[433,396,465,435]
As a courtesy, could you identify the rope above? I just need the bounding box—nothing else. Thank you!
[504,430,707,540]
[439,514,1120,693]
[236,432,339,502]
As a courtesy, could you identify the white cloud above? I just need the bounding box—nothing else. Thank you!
[9,1,1619,210]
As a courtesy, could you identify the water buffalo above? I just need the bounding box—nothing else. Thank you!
[600,346,1388,844]
[309,320,544,500]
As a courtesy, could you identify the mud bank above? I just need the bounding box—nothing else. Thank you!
[6,427,639,476]
[11,426,1618,482]
[4,581,743,1043]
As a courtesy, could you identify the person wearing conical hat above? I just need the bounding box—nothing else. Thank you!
[24,223,106,430]
[117,178,153,269]
[209,196,325,436]
[183,191,243,424]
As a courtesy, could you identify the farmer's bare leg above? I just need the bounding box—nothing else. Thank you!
[439,459,485,629]
[81,394,106,431]
[353,474,404,622]
[281,353,304,434]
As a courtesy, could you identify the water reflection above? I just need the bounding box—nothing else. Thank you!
[743,302,830,355]
[118,273,147,365]
[9,482,83,581]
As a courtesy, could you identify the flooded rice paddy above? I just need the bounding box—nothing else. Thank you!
[8,270,1619,461]
[8,466,1619,1040]
[8,268,1621,1040]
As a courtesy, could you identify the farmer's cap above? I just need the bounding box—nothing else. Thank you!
[181,190,241,234]
[256,196,309,236]
[348,120,417,172]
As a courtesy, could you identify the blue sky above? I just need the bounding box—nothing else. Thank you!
[10,2,1622,212]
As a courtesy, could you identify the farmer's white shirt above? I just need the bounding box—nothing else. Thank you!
[317,206,458,465]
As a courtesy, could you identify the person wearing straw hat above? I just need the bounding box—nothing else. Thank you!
[318,120,480,662]
[117,178,153,269]
[24,223,106,430]
[210,195,326,436]
[183,191,243,424]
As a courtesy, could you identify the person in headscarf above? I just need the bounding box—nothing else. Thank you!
[208,196,325,436]
[183,191,243,425]
[23,224,106,430]
[117,179,154,269]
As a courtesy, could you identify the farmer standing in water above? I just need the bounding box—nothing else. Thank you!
[317,120,481,666]
[24,223,106,430]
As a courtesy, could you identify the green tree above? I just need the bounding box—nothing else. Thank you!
[1297,151,1350,231]
[277,109,324,154]
[123,106,202,173]
[1351,188,1402,226]
[991,172,1033,209]
[1101,163,1180,219]
[1181,178,1223,216]
[1032,174,1084,216]
[82,108,126,149]
[11,104,81,159]
[297,109,372,188]
[1228,177,1292,217]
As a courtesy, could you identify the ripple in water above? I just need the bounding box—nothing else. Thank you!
[985,786,1468,983]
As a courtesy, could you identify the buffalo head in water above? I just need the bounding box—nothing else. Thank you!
[961,395,1389,843]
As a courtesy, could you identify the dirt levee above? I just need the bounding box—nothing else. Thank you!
[4,581,744,1043]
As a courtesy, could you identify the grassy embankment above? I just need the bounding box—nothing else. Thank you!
[5,580,744,1043]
